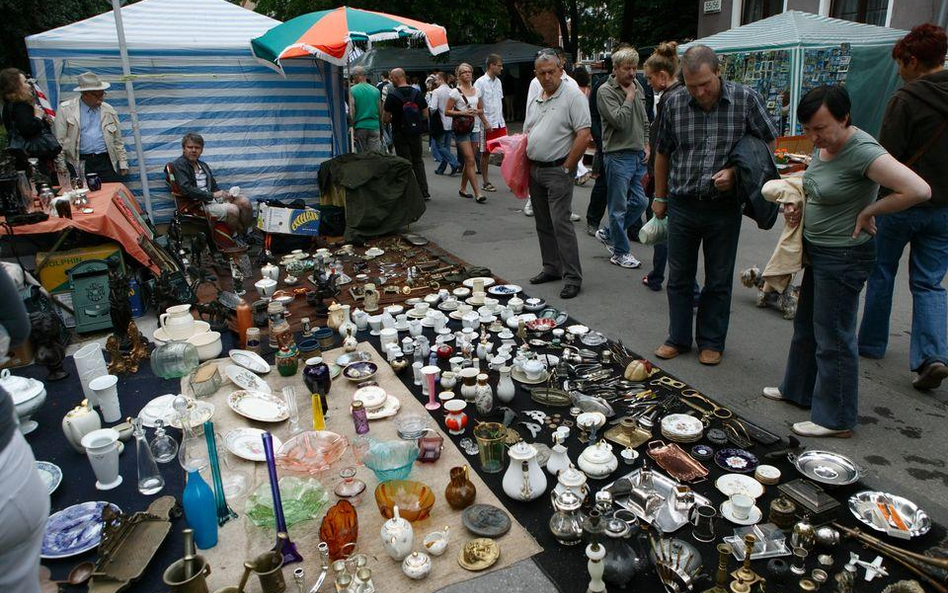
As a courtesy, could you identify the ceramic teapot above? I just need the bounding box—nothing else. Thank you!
[159,304,195,341]
[62,399,101,452]
[380,505,414,561]
[401,551,432,580]
[261,263,279,282]
[578,441,619,479]
[502,441,547,501]
[552,464,589,503]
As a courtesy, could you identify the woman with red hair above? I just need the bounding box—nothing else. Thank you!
[859,23,948,390]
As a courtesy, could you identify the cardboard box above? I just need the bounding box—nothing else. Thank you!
[36,243,125,294]
[256,203,321,236]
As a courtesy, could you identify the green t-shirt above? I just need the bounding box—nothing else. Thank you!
[350,82,381,130]
[802,128,888,247]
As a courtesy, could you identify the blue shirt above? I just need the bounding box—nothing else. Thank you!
[79,101,107,155]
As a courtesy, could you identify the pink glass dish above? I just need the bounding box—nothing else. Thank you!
[276,430,349,475]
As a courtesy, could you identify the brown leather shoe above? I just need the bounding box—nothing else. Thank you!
[698,349,722,365]
[654,344,682,360]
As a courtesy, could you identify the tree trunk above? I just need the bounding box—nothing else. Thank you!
[552,0,576,61]
[619,0,636,43]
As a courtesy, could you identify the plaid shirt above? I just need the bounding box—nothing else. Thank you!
[657,79,777,198]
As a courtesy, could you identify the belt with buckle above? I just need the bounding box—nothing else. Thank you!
[530,157,567,168]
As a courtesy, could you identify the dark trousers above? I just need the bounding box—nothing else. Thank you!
[79,152,120,183]
[585,149,608,227]
[392,132,429,197]
[666,196,742,352]
[529,165,582,286]
[781,239,876,430]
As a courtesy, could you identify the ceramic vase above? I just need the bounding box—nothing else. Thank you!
[319,500,359,562]
[502,442,547,502]
[337,305,356,340]
[474,374,494,415]
[363,284,380,312]
[459,368,479,402]
[445,465,477,510]
[327,303,343,331]
[82,428,123,490]
[496,366,515,403]
[444,400,468,435]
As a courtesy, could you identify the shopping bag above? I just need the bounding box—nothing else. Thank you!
[638,215,668,246]
[487,133,530,200]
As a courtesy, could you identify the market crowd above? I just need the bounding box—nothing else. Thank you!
[344,23,948,440]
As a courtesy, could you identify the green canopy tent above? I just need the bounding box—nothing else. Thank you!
[349,39,546,73]
[682,11,908,137]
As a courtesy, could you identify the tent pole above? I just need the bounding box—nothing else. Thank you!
[937,0,948,29]
[111,0,153,220]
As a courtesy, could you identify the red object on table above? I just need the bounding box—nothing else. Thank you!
[0,183,160,273]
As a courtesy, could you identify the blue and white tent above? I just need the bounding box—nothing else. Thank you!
[26,0,347,222]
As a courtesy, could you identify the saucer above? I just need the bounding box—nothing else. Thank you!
[438,301,460,312]
[393,322,410,332]
[511,367,550,385]
[449,310,468,321]
[488,284,522,296]
[463,277,496,289]
[407,309,429,319]
[720,501,762,526]
[465,296,486,306]
[452,287,471,298]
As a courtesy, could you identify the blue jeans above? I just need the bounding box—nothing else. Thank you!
[432,132,460,172]
[666,196,742,351]
[858,206,948,371]
[781,239,876,430]
[601,150,648,257]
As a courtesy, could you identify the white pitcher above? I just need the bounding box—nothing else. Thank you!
[159,304,195,340]
[502,441,547,501]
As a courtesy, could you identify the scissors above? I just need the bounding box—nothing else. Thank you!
[679,389,733,421]
[650,376,686,390]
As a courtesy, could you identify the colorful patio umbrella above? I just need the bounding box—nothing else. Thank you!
[251,6,449,68]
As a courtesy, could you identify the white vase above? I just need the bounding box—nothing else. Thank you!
[82,428,123,490]
[496,366,515,403]
[474,374,494,415]
[337,304,356,339]
[546,442,571,477]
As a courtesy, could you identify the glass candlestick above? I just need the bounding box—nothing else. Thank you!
[203,421,237,526]
[283,386,302,436]
[262,431,303,565]
[133,417,164,495]
[150,418,178,463]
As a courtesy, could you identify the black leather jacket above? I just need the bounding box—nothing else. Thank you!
[171,155,219,203]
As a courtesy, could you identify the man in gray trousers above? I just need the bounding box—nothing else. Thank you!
[524,50,592,299]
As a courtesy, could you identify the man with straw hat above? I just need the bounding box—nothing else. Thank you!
[54,72,127,183]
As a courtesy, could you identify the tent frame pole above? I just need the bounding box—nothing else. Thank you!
[111,0,153,219]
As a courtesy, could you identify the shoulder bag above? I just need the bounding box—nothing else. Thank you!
[6,110,61,160]
[451,93,475,135]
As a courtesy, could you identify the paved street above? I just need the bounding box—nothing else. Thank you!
[411,159,948,529]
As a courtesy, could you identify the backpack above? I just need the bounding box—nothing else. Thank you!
[396,87,425,136]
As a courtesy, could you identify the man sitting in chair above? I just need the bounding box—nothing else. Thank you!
[171,132,253,241]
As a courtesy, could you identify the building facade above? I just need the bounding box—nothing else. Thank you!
[699,0,941,37]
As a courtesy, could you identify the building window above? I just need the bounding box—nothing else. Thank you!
[831,0,888,26]
[742,0,783,25]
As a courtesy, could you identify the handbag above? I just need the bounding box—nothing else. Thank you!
[7,115,61,160]
[429,108,445,136]
[451,93,475,135]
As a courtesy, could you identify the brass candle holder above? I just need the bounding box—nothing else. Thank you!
[731,534,763,586]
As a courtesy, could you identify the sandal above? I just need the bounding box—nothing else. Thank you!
[481,182,497,192]
[459,191,473,199]
[475,194,487,204]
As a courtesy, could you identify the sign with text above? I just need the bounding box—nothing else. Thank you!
[704,0,722,14]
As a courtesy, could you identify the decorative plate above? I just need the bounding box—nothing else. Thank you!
[41,501,121,559]
[715,473,765,499]
[35,461,62,495]
[462,504,512,537]
[661,414,704,439]
[848,490,931,538]
[224,364,272,394]
[138,394,177,428]
[229,350,270,374]
[714,448,760,474]
[362,394,401,420]
[224,428,282,461]
[166,399,216,430]
[330,364,342,379]
[227,390,289,422]
[335,351,372,367]
[352,385,388,410]
[691,444,714,460]
[462,277,496,289]
[791,450,861,486]
[487,284,522,296]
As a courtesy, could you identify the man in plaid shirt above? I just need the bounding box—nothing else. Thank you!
[651,45,777,366]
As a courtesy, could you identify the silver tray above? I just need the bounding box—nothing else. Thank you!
[790,450,861,486]
[604,467,711,534]
[848,490,931,538]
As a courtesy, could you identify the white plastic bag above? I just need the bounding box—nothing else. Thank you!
[638,216,668,246]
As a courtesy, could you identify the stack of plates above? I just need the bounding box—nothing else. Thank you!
[660,413,704,443]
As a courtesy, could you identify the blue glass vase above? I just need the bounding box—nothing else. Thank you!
[182,469,218,549]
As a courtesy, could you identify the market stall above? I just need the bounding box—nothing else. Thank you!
[682,11,908,137]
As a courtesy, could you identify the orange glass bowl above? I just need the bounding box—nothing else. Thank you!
[375,480,436,522]
[276,430,349,475]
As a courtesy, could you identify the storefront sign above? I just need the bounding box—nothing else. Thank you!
[704,0,722,14]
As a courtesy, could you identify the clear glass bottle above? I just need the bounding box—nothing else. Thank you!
[150,418,178,463]
[133,417,164,495]
[283,385,302,436]
[175,396,208,474]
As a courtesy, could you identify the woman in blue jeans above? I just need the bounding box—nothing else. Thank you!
[763,86,930,438]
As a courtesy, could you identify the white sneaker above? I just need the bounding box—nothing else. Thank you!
[761,387,785,401]
[594,229,614,255]
[610,253,641,268]
[792,421,853,438]
[523,199,533,216]
[569,212,581,222]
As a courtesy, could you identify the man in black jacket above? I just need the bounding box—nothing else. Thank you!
[858,23,948,390]
[171,133,253,237]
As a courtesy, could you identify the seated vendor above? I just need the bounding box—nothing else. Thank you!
[171,133,254,239]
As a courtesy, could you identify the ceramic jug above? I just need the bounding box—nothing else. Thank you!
[363,284,380,312]
[160,304,195,341]
[327,303,343,330]
[352,308,369,331]
[380,505,414,561]
[496,366,515,403]
[459,368,479,402]
[337,305,356,340]
[546,433,571,477]
[445,465,477,510]
[62,400,101,453]
[502,442,547,502]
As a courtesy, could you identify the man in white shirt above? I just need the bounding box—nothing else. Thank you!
[430,73,461,175]
[474,54,506,193]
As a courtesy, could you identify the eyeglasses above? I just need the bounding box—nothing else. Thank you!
[535,48,558,58]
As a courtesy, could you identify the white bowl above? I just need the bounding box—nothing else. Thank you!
[153,320,210,345]
[187,331,223,361]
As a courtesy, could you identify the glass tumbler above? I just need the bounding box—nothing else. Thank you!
[473,422,507,474]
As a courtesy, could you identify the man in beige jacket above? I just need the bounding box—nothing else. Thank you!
[54,72,127,183]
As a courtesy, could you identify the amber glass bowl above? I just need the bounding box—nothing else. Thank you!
[374,480,436,522]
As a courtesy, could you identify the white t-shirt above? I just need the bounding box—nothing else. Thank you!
[474,74,505,129]
[195,166,208,191]
[448,86,482,133]
[430,84,454,130]
[526,72,579,120]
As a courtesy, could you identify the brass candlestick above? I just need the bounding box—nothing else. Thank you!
[702,543,732,593]
[731,534,762,586]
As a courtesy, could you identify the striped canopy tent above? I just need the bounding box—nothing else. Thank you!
[26,0,347,222]
[682,11,907,136]
[251,6,449,69]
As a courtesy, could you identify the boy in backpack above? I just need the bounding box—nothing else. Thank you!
[383,68,431,199]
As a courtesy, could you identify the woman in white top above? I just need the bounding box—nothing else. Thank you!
[445,63,489,203]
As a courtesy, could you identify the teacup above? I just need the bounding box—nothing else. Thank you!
[457,304,473,316]
[413,302,431,315]
[729,493,754,521]
[442,297,459,310]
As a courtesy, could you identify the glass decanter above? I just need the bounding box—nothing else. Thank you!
[333,466,366,506]
[150,418,178,463]
[175,396,209,474]
[133,417,164,495]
